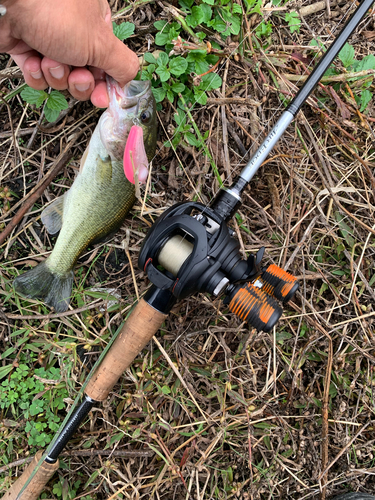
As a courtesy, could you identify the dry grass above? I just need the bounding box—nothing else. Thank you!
[1,1,375,499]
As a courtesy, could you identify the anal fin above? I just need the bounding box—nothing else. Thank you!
[41,195,65,234]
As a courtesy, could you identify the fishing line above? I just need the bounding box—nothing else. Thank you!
[195,1,374,222]
[155,0,375,267]
[148,0,361,168]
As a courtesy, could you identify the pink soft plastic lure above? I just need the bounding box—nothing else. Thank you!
[123,125,149,184]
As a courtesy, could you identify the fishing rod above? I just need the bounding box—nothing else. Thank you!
[5,1,374,498]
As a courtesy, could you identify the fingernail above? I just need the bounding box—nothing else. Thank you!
[49,65,64,80]
[30,69,43,80]
[74,82,90,92]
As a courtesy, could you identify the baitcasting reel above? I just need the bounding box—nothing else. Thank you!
[139,201,299,332]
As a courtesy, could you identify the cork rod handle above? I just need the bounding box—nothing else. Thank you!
[85,298,167,401]
[3,451,59,500]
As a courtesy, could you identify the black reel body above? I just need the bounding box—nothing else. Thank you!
[139,201,298,331]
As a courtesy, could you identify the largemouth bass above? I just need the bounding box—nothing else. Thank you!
[14,79,156,312]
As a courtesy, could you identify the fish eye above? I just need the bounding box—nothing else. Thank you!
[140,111,151,124]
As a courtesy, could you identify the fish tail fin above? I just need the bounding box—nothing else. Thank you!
[14,261,74,312]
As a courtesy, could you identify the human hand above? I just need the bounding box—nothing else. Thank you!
[0,0,139,107]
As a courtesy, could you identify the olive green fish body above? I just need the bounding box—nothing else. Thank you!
[14,79,156,312]
[47,150,135,276]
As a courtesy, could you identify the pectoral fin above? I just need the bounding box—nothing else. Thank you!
[41,195,65,234]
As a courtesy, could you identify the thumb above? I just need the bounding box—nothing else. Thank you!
[93,25,139,86]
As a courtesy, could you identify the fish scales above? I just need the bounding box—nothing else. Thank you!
[14,79,156,312]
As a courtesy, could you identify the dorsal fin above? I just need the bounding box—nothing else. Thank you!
[79,146,89,174]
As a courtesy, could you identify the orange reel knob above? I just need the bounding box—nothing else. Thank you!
[228,283,282,332]
[259,264,299,303]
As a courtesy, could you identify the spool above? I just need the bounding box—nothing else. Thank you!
[158,234,194,276]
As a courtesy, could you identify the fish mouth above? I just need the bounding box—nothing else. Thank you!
[107,77,151,108]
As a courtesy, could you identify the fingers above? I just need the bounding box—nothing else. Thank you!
[12,48,100,102]
[90,81,109,108]
[91,25,140,87]
[67,67,95,101]
[41,58,70,90]
[11,47,48,90]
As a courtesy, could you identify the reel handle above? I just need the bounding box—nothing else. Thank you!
[228,283,282,332]
[3,451,59,500]
[258,264,299,303]
[227,265,299,332]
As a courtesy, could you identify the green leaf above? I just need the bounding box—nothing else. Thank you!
[145,64,155,75]
[352,54,375,72]
[210,17,226,33]
[152,87,166,103]
[83,469,101,490]
[154,20,168,31]
[309,38,326,52]
[195,60,210,75]
[256,20,273,38]
[155,66,170,82]
[169,56,188,76]
[44,106,60,123]
[186,4,212,27]
[161,385,171,394]
[359,89,372,112]
[232,4,242,13]
[219,8,241,35]
[174,109,186,126]
[21,86,48,107]
[360,54,375,70]
[30,400,44,416]
[244,0,262,14]
[201,72,222,91]
[185,132,200,147]
[338,43,355,68]
[144,52,157,64]
[186,50,207,63]
[285,11,300,34]
[109,432,123,446]
[179,0,194,9]
[334,212,355,248]
[172,82,185,93]
[168,27,180,45]
[202,0,215,4]
[132,427,141,438]
[276,331,293,344]
[167,90,174,103]
[329,382,338,398]
[186,8,203,28]
[113,22,135,40]
[253,422,275,429]
[157,52,169,66]
[194,90,207,105]
[155,32,170,46]
[47,91,69,111]
[0,365,13,380]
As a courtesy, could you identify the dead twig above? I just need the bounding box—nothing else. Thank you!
[0,128,86,247]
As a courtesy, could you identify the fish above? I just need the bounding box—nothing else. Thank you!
[14,78,157,312]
